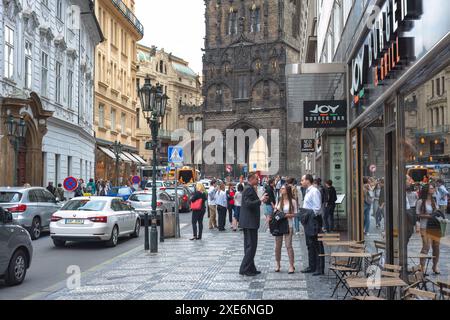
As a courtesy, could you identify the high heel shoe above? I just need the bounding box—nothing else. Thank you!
[288,268,295,274]
[275,265,281,273]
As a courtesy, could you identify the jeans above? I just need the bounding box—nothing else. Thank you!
[192,210,205,239]
[294,216,300,233]
[364,203,371,234]
[323,205,335,231]
[227,205,234,224]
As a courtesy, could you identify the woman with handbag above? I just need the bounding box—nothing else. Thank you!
[190,183,208,240]
[416,183,442,274]
[272,184,297,274]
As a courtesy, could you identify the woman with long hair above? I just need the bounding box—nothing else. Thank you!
[190,183,208,240]
[416,183,441,274]
[273,184,297,274]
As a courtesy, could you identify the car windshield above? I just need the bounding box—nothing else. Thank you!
[0,192,22,203]
[129,194,154,202]
[146,182,163,188]
[165,189,185,196]
[61,200,106,211]
[118,187,132,195]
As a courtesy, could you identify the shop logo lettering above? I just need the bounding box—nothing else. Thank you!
[310,105,340,115]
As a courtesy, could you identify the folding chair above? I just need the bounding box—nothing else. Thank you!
[437,281,450,300]
[403,288,437,300]
[329,248,365,299]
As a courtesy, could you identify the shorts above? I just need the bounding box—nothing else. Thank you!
[264,204,273,217]
[234,206,241,221]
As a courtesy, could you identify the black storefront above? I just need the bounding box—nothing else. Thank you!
[346,0,450,284]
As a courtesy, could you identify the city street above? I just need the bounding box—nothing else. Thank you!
[0,215,192,300]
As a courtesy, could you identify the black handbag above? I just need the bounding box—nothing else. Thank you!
[269,210,289,236]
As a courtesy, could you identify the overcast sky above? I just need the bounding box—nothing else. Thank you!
[135,0,205,75]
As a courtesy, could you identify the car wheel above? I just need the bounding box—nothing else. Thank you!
[4,249,28,286]
[131,220,140,238]
[53,239,66,247]
[29,217,41,240]
[105,225,119,247]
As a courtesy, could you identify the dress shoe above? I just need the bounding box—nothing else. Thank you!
[189,237,197,241]
[243,272,258,277]
[312,271,325,276]
[301,268,315,274]
[254,270,261,275]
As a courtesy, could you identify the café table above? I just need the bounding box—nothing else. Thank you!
[344,277,408,299]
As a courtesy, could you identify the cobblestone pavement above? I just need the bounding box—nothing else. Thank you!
[41,217,338,300]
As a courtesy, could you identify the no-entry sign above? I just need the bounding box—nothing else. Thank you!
[132,175,141,185]
[63,176,78,192]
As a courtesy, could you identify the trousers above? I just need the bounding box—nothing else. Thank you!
[208,205,217,229]
[240,228,258,274]
[192,210,205,238]
[217,205,227,231]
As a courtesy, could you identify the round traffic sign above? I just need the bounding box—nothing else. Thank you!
[370,164,377,173]
[132,175,141,185]
[63,176,78,192]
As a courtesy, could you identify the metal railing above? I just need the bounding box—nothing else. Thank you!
[414,125,450,136]
[111,0,144,36]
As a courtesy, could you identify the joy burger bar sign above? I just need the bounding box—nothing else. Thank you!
[350,0,422,106]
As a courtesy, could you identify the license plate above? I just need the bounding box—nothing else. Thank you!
[65,219,85,225]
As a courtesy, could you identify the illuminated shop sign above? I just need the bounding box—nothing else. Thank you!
[301,139,315,153]
[350,0,422,107]
[303,100,347,128]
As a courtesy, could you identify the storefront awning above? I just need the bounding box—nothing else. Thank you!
[118,152,133,163]
[98,146,116,160]
[122,151,146,165]
[128,152,147,165]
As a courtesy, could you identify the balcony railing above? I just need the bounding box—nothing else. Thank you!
[111,0,144,36]
[158,129,172,140]
[414,125,450,136]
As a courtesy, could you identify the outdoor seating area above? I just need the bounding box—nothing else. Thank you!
[320,234,449,300]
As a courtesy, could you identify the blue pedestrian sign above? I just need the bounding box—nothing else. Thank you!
[168,146,183,163]
[243,166,248,173]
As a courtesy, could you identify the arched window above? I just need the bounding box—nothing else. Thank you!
[187,118,194,132]
[194,117,202,132]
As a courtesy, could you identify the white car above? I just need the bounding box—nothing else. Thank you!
[50,197,140,248]
[200,179,211,189]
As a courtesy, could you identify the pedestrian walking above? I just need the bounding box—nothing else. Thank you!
[98,180,109,196]
[323,180,337,233]
[436,179,449,213]
[232,183,244,231]
[190,183,208,241]
[86,179,96,195]
[272,184,297,274]
[300,174,324,276]
[226,183,235,227]
[208,179,218,229]
[264,178,276,225]
[46,182,56,195]
[54,184,66,202]
[363,177,374,235]
[239,173,268,276]
[216,183,228,231]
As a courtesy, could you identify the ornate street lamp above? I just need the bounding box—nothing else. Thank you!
[5,115,27,186]
[138,77,169,253]
[112,141,123,187]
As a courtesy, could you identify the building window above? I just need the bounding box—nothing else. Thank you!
[67,70,73,108]
[121,113,126,134]
[194,117,202,132]
[228,10,237,35]
[41,52,48,96]
[238,76,248,99]
[25,41,32,89]
[431,80,434,98]
[55,154,60,184]
[111,109,116,131]
[56,0,63,20]
[443,76,446,93]
[99,104,105,128]
[436,78,441,96]
[68,156,72,177]
[4,26,14,79]
[187,118,194,132]
[55,62,62,103]
[251,8,261,33]
[159,60,164,73]
[136,108,140,129]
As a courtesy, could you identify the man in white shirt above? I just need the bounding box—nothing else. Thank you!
[208,180,218,229]
[436,179,449,213]
[300,174,325,276]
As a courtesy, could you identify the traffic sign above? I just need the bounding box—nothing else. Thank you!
[226,165,232,173]
[243,166,248,173]
[370,164,377,173]
[168,146,183,163]
[63,176,78,192]
[132,176,141,185]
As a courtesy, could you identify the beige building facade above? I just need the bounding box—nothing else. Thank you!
[136,44,202,172]
[93,0,145,182]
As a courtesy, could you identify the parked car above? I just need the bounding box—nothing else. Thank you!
[0,207,33,286]
[128,191,175,217]
[144,181,167,191]
[0,187,62,240]
[50,197,140,248]
[164,187,192,213]
[107,187,133,201]
[200,179,211,189]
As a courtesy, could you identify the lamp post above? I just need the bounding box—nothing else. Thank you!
[5,115,27,186]
[112,141,122,187]
[139,77,168,253]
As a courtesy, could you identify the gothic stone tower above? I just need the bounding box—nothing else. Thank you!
[202,0,301,178]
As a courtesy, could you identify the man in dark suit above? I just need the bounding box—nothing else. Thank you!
[239,173,268,276]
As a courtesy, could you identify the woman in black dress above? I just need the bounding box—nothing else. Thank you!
[190,183,208,240]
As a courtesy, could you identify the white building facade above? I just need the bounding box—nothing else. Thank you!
[0,0,103,186]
